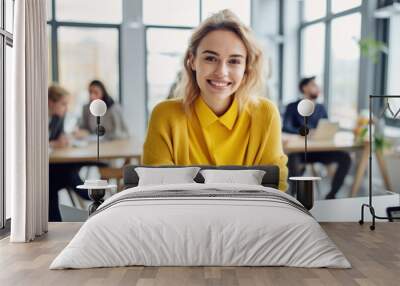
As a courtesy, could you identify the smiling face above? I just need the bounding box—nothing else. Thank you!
[189,29,247,109]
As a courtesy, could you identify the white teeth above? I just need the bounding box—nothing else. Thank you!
[209,80,230,87]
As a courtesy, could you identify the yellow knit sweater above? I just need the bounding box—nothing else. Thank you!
[142,96,288,191]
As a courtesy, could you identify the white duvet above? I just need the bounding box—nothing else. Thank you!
[50,183,351,269]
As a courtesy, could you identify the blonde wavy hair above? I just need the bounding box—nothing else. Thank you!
[173,9,265,114]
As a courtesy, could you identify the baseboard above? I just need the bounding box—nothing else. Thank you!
[311,192,400,221]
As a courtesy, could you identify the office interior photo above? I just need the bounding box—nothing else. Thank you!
[1,0,400,285]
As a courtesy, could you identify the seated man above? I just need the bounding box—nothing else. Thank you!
[283,76,351,199]
[48,85,90,221]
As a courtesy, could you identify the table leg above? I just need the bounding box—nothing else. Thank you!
[351,144,369,197]
[375,151,392,191]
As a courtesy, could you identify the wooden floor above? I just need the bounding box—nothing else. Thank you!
[0,222,399,286]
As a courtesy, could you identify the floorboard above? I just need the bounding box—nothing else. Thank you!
[0,222,399,286]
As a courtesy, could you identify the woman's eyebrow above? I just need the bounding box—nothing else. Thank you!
[202,50,219,55]
[202,50,245,58]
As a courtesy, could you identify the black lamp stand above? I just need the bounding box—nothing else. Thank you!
[299,116,310,164]
[289,115,317,211]
[359,95,400,230]
[87,116,106,215]
[96,116,106,162]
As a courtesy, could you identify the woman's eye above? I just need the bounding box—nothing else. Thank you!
[229,59,241,65]
[205,56,217,62]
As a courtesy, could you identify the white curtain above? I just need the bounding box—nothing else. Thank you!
[6,0,48,242]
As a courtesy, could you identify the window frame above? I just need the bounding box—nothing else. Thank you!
[375,1,400,128]
[298,0,363,121]
[0,0,14,234]
[47,0,122,104]
[143,1,200,118]
[144,24,193,118]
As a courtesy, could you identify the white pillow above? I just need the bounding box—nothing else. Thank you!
[135,167,201,186]
[200,169,266,185]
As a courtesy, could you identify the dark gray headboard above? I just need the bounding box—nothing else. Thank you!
[123,165,280,189]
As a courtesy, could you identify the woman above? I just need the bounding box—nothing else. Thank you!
[77,80,129,140]
[143,10,288,191]
[48,85,89,222]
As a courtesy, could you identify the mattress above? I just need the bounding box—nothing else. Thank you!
[50,183,351,269]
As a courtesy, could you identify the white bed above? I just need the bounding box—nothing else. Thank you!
[50,183,351,269]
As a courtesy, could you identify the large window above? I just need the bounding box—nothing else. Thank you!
[383,10,400,128]
[331,0,362,14]
[1,0,14,230]
[303,0,326,22]
[144,0,251,115]
[146,28,192,111]
[330,13,361,128]
[57,27,119,129]
[201,0,251,25]
[301,23,325,102]
[55,0,122,24]
[143,0,199,27]
[47,0,121,131]
[300,0,362,128]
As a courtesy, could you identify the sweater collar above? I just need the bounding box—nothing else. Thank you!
[194,96,238,130]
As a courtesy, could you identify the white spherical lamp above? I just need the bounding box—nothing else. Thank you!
[77,98,112,215]
[296,98,316,164]
[89,99,107,117]
[288,98,318,211]
[89,99,107,162]
[297,99,315,117]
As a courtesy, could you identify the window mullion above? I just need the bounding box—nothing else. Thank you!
[50,0,58,82]
[324,0,332,113]
[0,35,4,229]
[199,0,202,24]
[51,24,58,82]
[1,0,5,29]
[298,0,303,80]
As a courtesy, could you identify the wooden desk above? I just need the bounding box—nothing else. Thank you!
[49,138,142,164]
[283,132,363,154]
[283,132,391,196]
[49,134,390,196]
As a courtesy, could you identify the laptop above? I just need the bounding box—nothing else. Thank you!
[311,119,339,141]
